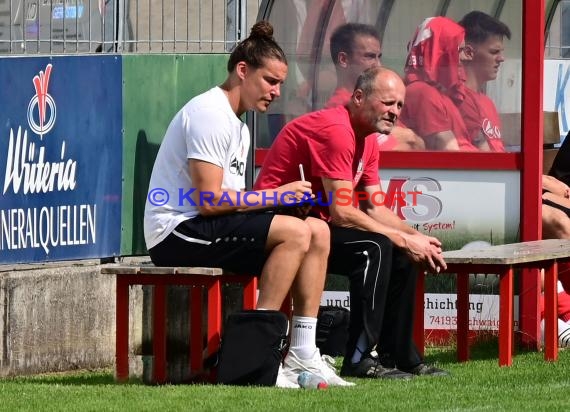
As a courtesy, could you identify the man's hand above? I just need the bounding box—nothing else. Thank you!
[276,204,312,219]
[276,181,313,206]
[402,232,447,272]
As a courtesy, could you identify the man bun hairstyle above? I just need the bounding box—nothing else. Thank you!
[459,11,511,44]
[227,20,287,72]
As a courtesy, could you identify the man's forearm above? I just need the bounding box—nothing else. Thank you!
[330,206,407,248]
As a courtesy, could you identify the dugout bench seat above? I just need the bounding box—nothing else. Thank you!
[101,264,261,384]
[414,239,570,366]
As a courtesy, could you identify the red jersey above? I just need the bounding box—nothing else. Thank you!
[325,88,352,109]
[457,87,505,152]
[254,105,379,221]
[400,81,476,151]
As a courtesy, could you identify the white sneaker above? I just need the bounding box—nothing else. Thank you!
[275,364,300,388]
[283,349,355,387]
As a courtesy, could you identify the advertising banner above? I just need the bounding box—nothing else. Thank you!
[380,169,520,250]
[544,59,570,141]
[0,56,122,263]
[321,291,518,331]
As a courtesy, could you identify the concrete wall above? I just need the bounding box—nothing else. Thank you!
[0,260,144,377]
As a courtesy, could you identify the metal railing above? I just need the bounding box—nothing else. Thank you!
[545,0,570,58]
[0,0,263,55]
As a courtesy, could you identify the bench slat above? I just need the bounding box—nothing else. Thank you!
[443,239,570,265]
[101,265,224,276]
[101,266,140,275]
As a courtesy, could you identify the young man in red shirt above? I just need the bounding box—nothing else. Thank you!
[456,11,510,151]
[255,67,448,378]
[327,22,424,151]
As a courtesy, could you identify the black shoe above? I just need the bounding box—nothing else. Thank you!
[340,356,414,379]
[401,363,450,377]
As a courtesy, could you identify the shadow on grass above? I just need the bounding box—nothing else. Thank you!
[5,333,544,387]
[425,332,540,366]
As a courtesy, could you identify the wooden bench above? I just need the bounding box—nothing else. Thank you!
[415,239,570,366]
[101,264,259,383]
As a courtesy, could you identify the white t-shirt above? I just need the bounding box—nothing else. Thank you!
[144,86,250,249]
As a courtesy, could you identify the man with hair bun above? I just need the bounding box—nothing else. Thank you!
[144,21,351,388]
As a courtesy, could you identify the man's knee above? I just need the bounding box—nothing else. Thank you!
[269,215,312,252]
[306,217,330,253]
[542,205,570,239]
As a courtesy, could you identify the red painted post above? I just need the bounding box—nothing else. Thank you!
[519,0,545,349]
[152,283,167,383]
[190,286,203,373]
[207,280,222,357]
[499,268,515,366]
[544,260,559,361]
[242,276,258,309]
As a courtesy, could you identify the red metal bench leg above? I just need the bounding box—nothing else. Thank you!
[243,276,258,309]
[153,283,168,383]
[207,280,222,357]
[115,277,130,382]
[190,286,204,374]
[499,267,514,366]
[544,260,559,361]
[413,270,425,357]
[457,271,470,362]
[519,268,541,349]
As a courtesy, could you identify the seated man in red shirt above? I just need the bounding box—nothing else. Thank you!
[400,17,476,151]
[456,11,510,152]
[458,10,570,346]
[327,22,424,151]
[255,67,448,378]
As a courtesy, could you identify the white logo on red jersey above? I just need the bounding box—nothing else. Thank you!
[482,118,501,140]
[353,158,364,185]
[377,134,390,146]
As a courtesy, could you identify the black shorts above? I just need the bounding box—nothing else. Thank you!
[148,211,275,274]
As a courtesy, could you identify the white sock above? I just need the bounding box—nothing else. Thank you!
[351,331,369,364]
[289,315,318,360]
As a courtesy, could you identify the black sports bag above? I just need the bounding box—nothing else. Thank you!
[316,305,350,357]
[217,310,289,386]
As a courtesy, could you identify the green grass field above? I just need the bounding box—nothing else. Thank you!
[1,342,569,411]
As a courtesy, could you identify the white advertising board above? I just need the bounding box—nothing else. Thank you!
[321,291,519,331]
